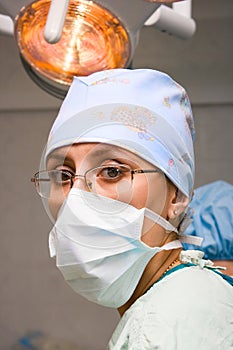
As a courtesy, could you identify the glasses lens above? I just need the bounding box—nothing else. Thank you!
[34,170,71,198]
[86,164,133,202]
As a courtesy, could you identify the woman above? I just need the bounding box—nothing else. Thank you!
[32,69,233,349]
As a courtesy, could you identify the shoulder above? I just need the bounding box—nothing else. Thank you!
[138,266,233,313]
[108,267,233,350]
[146,266,233,325]
[156,265,233,302]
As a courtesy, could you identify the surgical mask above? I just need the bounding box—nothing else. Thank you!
[49,188,200,308]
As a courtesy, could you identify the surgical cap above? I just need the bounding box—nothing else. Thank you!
[45,69,195,198]
[183,181,233,260]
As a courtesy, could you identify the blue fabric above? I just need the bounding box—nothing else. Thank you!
[183,181,233,260]
[45,69,195,198]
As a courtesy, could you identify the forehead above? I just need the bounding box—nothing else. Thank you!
[47,142,151,166]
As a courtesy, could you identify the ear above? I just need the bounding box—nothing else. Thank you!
[167,188,189,220]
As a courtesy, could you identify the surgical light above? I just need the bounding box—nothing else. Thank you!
[14,0,131,98]
[0,0,195,99]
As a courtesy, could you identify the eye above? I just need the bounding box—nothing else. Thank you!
[103,166,121,178]
[49,170,73,183]
[97,165,130,180]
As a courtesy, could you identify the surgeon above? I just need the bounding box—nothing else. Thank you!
[31,69,233,349]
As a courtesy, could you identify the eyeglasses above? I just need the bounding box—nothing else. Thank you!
[31,164,160,200]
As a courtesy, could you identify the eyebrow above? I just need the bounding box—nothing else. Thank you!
[46,143,141,166]
[47,153,63,161]
[48,144,128,159]
[47,153,72,162]
[88,144,133,157]
[87,146,137,162]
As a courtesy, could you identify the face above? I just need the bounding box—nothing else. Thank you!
[46,142,177,246]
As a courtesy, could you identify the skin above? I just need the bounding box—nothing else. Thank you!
[213,261,233,277]
[47,142,189,315]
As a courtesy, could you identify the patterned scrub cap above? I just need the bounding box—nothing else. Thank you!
[45,69,195,198]
[183,181,233,260]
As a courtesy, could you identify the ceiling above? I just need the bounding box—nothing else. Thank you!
[0,0,232,111]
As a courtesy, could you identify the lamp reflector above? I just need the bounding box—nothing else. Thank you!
[15,0,130,98]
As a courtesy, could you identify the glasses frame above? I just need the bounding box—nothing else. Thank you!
[31,164,160,198]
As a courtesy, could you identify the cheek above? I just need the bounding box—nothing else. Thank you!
[48,197,64,221]
[130,173,168,214]
[129,180,149,209]
[130,174,170,247]
[148,176,169,216]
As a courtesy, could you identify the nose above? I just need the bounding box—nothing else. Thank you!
[72,175,90,191]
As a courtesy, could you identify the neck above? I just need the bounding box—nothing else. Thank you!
[118,247,182,317]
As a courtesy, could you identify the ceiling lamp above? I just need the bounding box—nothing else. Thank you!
[14,0,131,98]
[0,0,195,99]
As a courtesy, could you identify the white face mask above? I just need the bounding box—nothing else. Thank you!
[49,188,199,308]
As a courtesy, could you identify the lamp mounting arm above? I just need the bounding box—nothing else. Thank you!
[44,0,70,43]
